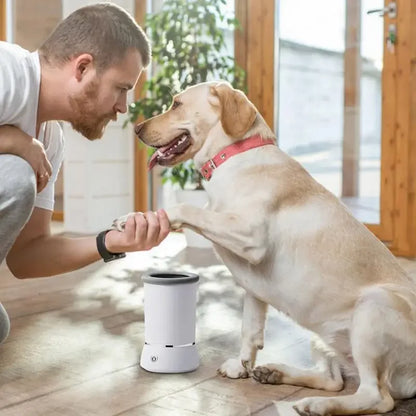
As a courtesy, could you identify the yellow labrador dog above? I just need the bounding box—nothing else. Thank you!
[116,82,416,415]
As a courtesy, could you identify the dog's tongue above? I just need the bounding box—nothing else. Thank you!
[148,152,159,171]
[148,140,180,171]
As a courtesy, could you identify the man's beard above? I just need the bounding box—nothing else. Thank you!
[68,79,117,140]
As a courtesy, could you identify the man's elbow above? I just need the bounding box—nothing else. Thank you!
[6,258,30,279]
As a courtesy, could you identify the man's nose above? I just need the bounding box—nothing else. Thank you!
[135,122,144,137]
[115,99,127,114]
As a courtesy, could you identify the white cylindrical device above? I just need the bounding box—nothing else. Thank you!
[140,271,200,373]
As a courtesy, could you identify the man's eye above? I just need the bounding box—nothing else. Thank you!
[172,101,181,110]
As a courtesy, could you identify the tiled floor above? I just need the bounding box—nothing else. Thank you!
[0,226,415,415]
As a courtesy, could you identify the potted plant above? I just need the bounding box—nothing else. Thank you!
[128,0,245,246]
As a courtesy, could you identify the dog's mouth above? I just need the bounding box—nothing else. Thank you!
[147,131,192,170]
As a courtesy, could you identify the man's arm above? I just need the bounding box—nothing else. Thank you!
[0,125,52,192]
[6,207,170,278]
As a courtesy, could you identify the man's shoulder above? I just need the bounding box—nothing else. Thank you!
[0,41,30,63]
[0,42,40,131]
[0,42,35,78]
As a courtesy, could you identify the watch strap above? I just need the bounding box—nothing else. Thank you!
[96,230,126,263]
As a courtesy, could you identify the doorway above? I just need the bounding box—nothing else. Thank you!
[276,0,396,244]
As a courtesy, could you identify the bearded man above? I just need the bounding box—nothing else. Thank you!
[0,3,170,343]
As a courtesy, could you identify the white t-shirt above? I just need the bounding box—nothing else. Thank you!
[0,41,64,211]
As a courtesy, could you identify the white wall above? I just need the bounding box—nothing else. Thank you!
[62,0,136,233]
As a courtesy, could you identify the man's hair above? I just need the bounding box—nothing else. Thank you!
[38,2,151,71]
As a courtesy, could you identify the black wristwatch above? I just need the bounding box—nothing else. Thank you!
[96,230,126,263]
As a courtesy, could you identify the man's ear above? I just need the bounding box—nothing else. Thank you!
[209,82,257,138]
[73,53,94,82]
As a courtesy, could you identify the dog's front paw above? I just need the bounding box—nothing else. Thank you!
[253,365,283,385]
[217,358,249,379]
[293,398,328,416]
[111,213,135,231]
[165,204,185,230]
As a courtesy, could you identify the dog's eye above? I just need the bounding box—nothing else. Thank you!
[171,101,182,110]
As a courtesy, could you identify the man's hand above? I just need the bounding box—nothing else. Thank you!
[104,209,170,253]
[21,137,52,193]
[0,126,52,193]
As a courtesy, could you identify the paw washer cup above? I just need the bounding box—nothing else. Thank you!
[140,271,200,373]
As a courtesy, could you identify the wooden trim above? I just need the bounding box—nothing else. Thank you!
[342,0,361,197]
[408,1,416,256]
[52,211,64,222]
[242,0,275,130]
[133,0,149,212]
[391,0,410,254]
[375,0,416,256]
[389,0,409,254]
[388,0,416,256]
[375,0,396,241]
[366,223,381,234]
[0,0,6,41]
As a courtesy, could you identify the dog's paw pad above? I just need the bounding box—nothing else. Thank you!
[252,366,283,384]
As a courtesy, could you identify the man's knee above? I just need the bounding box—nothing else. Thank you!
[1,155,36,222]
[0,303,10,344]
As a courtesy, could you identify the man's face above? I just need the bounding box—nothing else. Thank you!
[69,49,143,140]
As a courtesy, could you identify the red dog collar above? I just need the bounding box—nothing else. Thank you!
[200,135,275,181]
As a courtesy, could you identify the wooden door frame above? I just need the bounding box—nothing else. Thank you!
[134,0,149,212]
[235,0,275,129]
[0,0,6,41]
[366,0,396,242]
[387,0,416,256]
[370,0,416,257]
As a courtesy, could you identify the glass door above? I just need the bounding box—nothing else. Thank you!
[276,0,394,241]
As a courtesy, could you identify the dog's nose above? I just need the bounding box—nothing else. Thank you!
[135,122,144,137]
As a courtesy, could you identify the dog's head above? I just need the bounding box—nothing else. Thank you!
[135,81,258,169]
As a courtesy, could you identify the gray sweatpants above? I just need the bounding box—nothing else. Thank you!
[0,154,36,343]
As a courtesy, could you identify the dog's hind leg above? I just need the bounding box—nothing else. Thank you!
[253,335,344,391]
[291,287,396,415]
[218,292,267,378]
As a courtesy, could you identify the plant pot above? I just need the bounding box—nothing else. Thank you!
[176,189,212,248]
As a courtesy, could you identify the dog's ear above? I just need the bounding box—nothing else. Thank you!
[209,83,257,138]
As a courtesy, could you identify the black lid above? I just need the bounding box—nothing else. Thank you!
[142,271,199,285]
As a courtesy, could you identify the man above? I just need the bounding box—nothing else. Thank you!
[0,3,170,343]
